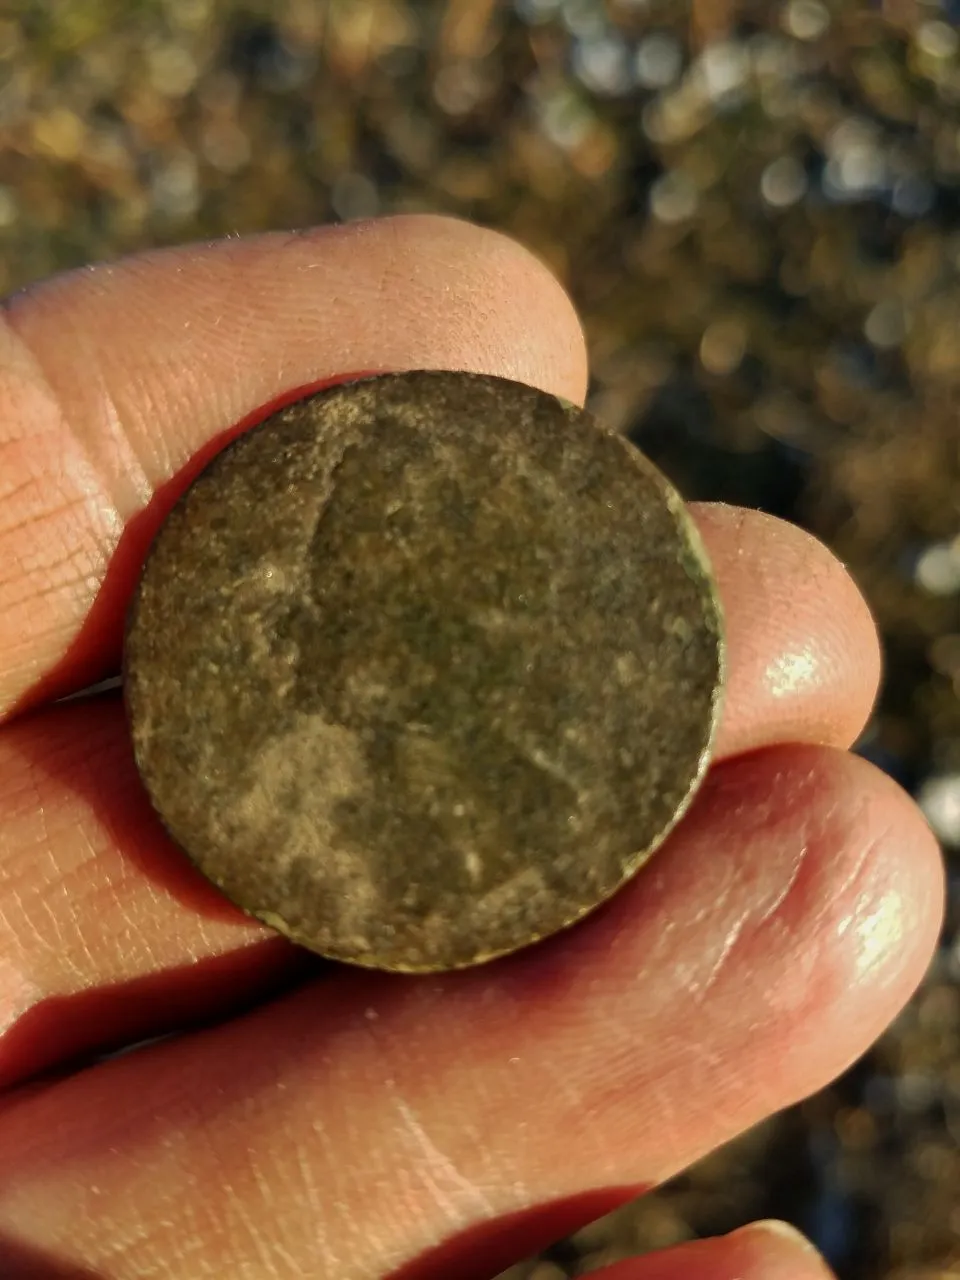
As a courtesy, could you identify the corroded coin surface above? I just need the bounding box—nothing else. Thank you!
[124,371,724,971]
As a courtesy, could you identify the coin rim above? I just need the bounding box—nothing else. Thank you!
[123,369,726,971]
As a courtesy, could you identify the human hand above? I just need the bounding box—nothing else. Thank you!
[0,216,943,1280]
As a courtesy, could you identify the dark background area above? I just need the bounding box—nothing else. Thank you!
[1,1,959,1276]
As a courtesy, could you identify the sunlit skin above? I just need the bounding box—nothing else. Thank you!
[0,215,944,1279]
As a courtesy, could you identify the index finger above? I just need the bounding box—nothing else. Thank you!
[0,215,588,719]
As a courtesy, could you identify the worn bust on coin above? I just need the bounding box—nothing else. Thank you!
[124,370,724,971]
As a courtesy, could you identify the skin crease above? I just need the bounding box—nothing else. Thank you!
[0,215,945,1279]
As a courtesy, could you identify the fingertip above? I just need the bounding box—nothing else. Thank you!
[691,504,882,755]
[583,1219,834,1280]
[262,213,589,406]
[375,213,590,403]
[730,1219,833,1273]
[838,754,946,1007]
[686,746,944,1095]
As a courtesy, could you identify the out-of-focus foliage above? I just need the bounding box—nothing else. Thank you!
[2,2,959,1276]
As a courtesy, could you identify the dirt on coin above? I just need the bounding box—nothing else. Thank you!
[124,370,723,971]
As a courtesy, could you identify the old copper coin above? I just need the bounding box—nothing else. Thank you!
[124,370,724,972]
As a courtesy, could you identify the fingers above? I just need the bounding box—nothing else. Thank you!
[0,215,588,718]
[690,504,880,757]
[0,507,881,1084]
[585,1221,833,1280]
[0,746,942,1278]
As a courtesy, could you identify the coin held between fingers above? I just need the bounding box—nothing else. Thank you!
[124,370,724,972]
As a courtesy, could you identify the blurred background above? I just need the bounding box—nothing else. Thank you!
[1,0,959,1276]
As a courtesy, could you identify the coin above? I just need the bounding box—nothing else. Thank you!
[124,370,724,971]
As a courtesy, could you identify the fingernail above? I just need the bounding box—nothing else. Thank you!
[734,1219,831,1267]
